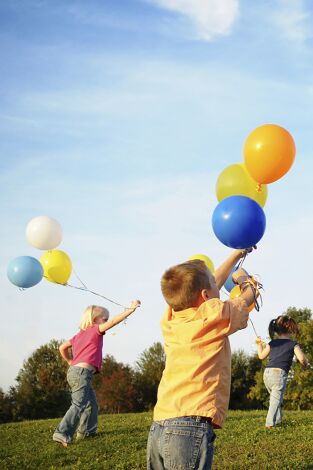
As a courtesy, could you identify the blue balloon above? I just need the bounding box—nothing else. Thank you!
[7,256,44,288]
[212,196,266,249]
[224,266,248,293]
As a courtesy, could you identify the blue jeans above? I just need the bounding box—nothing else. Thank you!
[147,416,216,470]
[263,368,288,427]
[53,366,98,444]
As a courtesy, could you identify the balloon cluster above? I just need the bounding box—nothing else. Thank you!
[212,124,295,248]
[188,124,296,304]
[213,123,296,297]
[7,216,72,288]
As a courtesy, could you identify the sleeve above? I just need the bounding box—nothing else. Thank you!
[69,333,77,345]
[95,325,106,336]
[221,297,249,336]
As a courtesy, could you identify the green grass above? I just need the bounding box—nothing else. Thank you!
[0,411,313,469]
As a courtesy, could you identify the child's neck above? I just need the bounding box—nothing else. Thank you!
[277,333,291,339]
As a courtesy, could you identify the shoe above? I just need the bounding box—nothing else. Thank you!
[265,426,273,430]
[53,436,69,448]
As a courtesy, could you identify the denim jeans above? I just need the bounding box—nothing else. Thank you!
[147,416,216,470]
[53,366,98,444]
[263,367,288,427]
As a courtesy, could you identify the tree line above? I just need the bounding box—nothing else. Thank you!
[0,307,312,423]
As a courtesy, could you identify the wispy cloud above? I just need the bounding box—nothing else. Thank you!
[271,0,312,45]
[145,0,239,40]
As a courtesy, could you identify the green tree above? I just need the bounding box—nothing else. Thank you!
[0,388,14,423]
[283,307,313,409]
[230,350,263,409]
[134,342,166,410]
[247,363,268,407]
[94,355,137,413]
[13,339,70,420]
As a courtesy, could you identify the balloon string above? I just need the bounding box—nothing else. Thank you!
[249,317,258,337]
[237,246,257,270]
[237,253,247,269]
[73,269,88,289]
[43,276,128,309]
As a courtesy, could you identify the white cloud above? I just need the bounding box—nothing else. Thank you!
[272,0,312,45]
[146,0,239,40]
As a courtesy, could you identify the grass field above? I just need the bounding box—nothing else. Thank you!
[1,410,313,470]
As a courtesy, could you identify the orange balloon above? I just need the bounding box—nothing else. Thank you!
[243,124,296,184]
[229,285,255,312]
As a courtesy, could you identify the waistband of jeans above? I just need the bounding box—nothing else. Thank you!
[69,365,95,374]
[158,415,213,426]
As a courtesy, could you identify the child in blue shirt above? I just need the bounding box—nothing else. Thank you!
[256,315,308,428]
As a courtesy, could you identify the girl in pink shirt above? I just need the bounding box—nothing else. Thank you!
[53,300,140,447]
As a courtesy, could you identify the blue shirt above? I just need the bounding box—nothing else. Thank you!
[266,339,298,373]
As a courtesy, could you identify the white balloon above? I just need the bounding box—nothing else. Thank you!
[26,216,63,250]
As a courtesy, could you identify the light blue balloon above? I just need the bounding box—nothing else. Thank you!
[224,266,248,293]
[7,256,44,288]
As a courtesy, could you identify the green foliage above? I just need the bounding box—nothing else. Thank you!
[284,306,312,324]
[230,350,263,409]
[247,364,268,406]
[134,342,165,410]
[11,340,70,420]
[0,388,13,423]
[94,355,138,413]
[283,308,313,410]
[1,411,313,469]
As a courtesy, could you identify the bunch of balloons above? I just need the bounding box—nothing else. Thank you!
[212,123,296,298]
[188,124,296,306]
[7,216,72,289]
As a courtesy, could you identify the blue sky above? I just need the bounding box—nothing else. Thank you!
[1,0,313,391]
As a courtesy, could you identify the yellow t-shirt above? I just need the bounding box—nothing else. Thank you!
[153,297,249,428]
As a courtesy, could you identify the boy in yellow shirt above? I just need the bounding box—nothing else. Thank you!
[147,249,259,470]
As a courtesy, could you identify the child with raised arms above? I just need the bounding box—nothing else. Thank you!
[53,300,141,447]
[256,315,308,429]
[147,249,259,470]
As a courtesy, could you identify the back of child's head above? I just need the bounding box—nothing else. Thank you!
[161,259,213,311]
[268,314,300,339]
[79,305,110,331]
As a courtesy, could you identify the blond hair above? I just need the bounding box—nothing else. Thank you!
[161,259,213,311]
[79,305,110,331]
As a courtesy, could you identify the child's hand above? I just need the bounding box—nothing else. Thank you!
[125,300,141,313]
[255,336,263,345]
[130,299,141,309]
[232,268,249,285]
[240,246,257,257]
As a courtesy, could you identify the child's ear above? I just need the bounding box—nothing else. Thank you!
[201,289,210,301]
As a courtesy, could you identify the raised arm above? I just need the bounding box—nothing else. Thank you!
[214,249,253,290]
[232,268,260,308]
[256,336,270,360]
[98,300,141,333]
[294,345,309,366]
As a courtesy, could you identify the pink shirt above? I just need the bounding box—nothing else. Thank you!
[70,325,105,372]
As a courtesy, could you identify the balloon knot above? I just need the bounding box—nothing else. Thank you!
[256,183,262,192]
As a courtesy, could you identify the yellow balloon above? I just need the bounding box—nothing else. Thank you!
[188,254,214,273]
[40,250,72,285]
[229,285,254,312]
[216,163,268,207]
